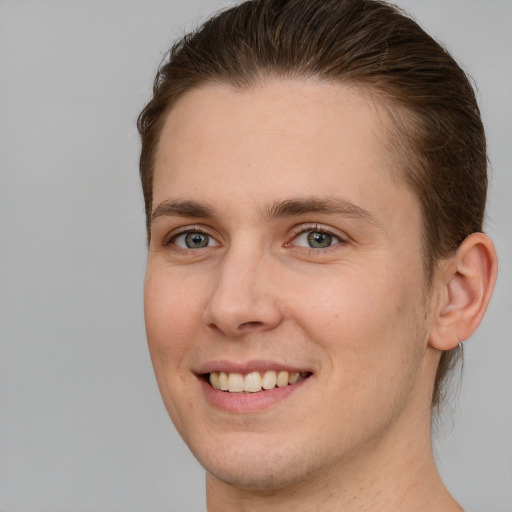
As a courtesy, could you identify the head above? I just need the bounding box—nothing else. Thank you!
[138,0,496,494]
[138,0,488,412]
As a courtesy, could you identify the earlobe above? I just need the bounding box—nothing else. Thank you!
[428,233,498,351]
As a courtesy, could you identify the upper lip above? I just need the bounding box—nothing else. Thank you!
[195,359,313,375]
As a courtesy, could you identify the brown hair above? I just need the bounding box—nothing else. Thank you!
[137,0,487,411]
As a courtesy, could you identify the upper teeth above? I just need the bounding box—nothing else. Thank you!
[209,370,305,393]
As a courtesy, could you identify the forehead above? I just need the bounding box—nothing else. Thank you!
[157,79,391,162]
[153,79,416,224]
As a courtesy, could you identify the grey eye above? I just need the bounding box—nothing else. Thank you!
[185,233,209,248]
[294,230,339,248]
[307,231,333,248]
[174,232,219,249]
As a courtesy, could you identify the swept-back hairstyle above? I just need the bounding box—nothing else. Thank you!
[138,0,487,411]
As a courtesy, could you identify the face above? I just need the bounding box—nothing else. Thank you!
[144,79,438,491]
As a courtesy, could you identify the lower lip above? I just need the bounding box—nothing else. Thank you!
[199,376,309,414]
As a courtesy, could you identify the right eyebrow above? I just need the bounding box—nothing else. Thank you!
[151,199,215,222]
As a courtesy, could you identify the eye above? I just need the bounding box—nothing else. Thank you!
[172,231,219,249]
[292,229,342,249]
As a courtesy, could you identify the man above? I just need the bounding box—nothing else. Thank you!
[138,1,497,510]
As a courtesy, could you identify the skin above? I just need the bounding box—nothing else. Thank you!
[144,79,495,511]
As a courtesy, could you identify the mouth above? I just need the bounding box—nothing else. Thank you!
[205,370,312,393]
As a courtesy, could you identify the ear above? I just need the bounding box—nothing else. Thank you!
[428,232,498,350]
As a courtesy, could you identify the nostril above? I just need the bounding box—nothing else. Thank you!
[239,321,264,330]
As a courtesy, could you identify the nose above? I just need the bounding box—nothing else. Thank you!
[202,246,283,337]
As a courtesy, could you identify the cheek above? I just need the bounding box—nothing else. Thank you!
[292,270,427,433]
[290,263,426,377]
[143,267,203,372]
[143,268,207,432]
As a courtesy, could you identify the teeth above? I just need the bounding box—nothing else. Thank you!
[288,371,300,384]
[227,372,244,392]
[219,372,229,391]
[243,371,263,392]
[276,370,289,387]
[262,370,277,389]
[209,371,220,389]
[208,370,308,393]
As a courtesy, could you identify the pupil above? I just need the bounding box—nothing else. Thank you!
[185,233,208,248]
[307,231,332,248]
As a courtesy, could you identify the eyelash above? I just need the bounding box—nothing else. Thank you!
[286,224,347,252]
[163,224,347,252]
[165,226,219,250]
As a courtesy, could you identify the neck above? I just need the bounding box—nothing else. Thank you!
[206,401,462,512]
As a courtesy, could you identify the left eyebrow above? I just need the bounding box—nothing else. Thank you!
[264,197,380,226]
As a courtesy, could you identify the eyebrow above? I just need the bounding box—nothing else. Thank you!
[151,199,215,221]
[151,196,378,225]
[265,197,379,225]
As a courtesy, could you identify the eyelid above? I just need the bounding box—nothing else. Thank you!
[287,223,349,245]
[159,222,348,251]
[164,224,221,247]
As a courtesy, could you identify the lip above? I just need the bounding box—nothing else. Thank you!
[199,375,310,414]
[196,359,313,414]
[195,359,312,375]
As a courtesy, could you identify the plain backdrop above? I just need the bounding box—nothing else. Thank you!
[1,1,511,511]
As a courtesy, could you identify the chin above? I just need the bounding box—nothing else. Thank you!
[204,456,318,492]
[191,432,332,493]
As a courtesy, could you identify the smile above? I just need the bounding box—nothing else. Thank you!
[208,370,311,393]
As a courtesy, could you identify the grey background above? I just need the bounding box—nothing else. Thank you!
[0,1,510,511]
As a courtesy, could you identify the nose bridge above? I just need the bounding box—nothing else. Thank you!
[203,240,281,335]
